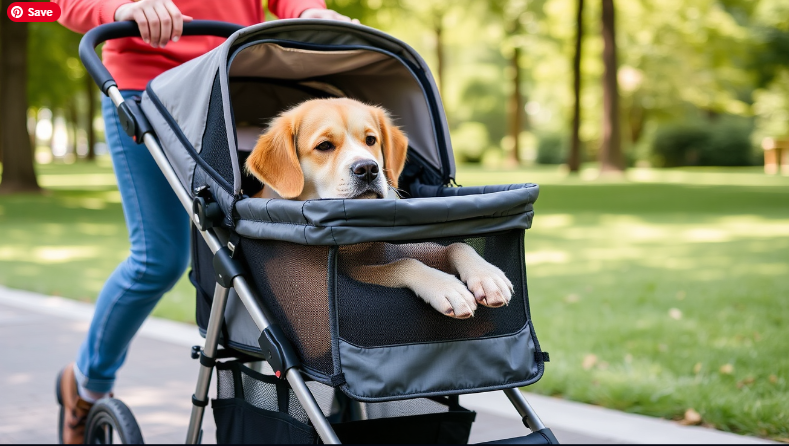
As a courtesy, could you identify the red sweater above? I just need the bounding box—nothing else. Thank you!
[55,0,326,90]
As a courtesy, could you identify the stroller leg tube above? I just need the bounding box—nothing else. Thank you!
[504,388,546,431]
[185,284,230,444]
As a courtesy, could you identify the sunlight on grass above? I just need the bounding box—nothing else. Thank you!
[0,246,101,263]
[38,173,119,188]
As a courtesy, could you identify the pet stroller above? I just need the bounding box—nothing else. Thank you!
[79,20,557,444]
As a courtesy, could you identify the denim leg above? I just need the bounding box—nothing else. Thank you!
[75,90,190,393]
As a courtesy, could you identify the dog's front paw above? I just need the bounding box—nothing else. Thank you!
[464,265,513,308]
[448,243,514,308]
[412,268,478,319]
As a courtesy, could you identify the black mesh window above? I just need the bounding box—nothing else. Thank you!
[200,72,235,185]
[335,230,529,348]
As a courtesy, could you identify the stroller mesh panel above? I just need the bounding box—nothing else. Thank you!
[240,372,280,413]
[216,365,236,400]
[200,72,235,185]
[335,230,529,348]
[240,239,335,377]
[363,398,450,419]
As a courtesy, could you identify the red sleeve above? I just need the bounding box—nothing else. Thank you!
[268,0,327,19]
[52,0,132,34]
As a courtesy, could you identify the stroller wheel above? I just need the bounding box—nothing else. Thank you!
[83,398,144,444]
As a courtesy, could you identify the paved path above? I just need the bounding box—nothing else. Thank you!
[0,286,775,444]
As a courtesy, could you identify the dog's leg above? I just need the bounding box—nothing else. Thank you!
[346,259,478,319]
[445,243,514,308]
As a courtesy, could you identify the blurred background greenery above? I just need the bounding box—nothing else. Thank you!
[1,0,788,441]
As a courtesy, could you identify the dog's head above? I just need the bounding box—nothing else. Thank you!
[245,98,408,200]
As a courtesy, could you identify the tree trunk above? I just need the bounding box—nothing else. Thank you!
[629,100,645,144]
[86,75,96,160]
[0,6,41,193]
[568,0,584,172]
[507,45,523,164]
[599,0,624,173]
[68,100,79,156]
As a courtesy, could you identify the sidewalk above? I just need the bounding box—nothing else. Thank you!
[0,285,775,444]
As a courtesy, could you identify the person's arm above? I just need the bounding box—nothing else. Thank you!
[52,0,132,34]
[53,0,192,48]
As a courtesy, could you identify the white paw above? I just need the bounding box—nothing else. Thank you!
[463,263,514,308]
[413,269,478,319]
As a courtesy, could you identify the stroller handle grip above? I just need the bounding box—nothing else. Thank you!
[79,20,243,95]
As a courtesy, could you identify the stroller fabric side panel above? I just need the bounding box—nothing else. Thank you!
[337,326,540,401]
[139,91,197,197]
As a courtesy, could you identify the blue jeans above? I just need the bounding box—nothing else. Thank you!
[75,90,190,393]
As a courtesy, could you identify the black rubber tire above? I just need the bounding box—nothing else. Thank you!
[83,398,144,444]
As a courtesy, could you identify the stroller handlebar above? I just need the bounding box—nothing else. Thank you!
[79,20,243,95]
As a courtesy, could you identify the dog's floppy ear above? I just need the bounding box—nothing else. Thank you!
[245,113,304,199]
[375,108,408,189]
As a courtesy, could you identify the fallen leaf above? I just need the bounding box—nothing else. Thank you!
[582,354,598,370]
[736,377,755,389]
[693,362,702,374]
[669,308,682,320]
[719,363,734,375]
[680,408,702,426]
[769,375,778,384]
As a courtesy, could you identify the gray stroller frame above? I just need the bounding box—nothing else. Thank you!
[79,20,558,444]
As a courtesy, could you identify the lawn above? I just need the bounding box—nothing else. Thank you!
[1,160,787,440]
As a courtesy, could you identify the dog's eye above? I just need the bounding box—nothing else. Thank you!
[366,135,377,146]
[315,141,335,151]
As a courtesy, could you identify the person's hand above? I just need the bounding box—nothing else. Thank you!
[114,0,194,48]
[299,8,360,24]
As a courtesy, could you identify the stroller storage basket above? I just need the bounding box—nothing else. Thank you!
[193,183,546,401]
[214,360,476,444]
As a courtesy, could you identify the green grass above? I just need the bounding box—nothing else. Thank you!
[1,160,787,440]
[0,159,196,322]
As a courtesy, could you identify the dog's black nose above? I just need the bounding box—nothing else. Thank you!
[351,160,379,183]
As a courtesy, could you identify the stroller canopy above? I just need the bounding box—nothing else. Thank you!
[142,20,456,197]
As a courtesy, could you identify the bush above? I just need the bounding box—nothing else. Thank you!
[452,122,490,164]
[536,133,568,165]
[651,122,754,167]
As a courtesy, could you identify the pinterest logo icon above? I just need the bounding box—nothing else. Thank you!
[7,2,61,21]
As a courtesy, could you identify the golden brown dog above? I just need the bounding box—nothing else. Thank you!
[245,98,512,318]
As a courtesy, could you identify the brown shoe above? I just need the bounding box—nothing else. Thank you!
[56,363,94,444]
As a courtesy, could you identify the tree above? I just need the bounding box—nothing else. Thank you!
[599,0,623,173]
[1,1,40,193]
[486,0,543,165]
[568,0,584,172]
